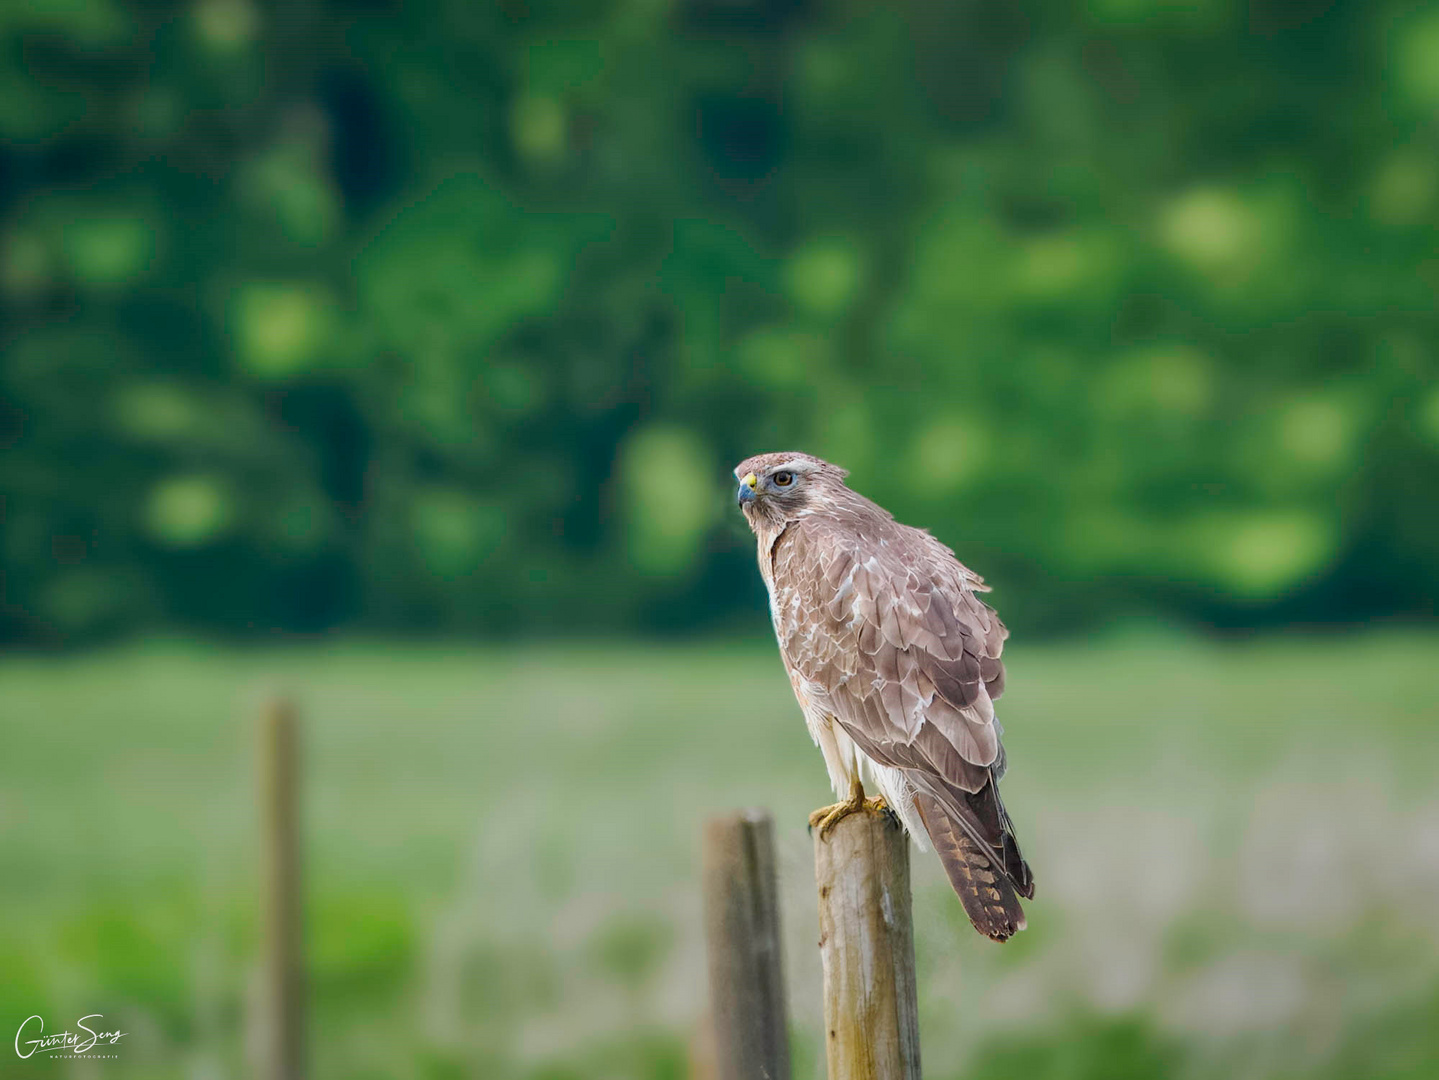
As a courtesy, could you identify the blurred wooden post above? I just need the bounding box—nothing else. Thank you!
[702,810,792,1080]
[259,697,305,1080]
[813,809,920,1080]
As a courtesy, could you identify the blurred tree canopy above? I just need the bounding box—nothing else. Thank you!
[2,0,1438,644]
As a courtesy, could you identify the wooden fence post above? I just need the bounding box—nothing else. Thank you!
[701,810,792,1080]
[259,696,305,1080]
[813,808,920,1080]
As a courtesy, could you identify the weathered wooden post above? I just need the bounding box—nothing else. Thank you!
[701,809,792,1080]
[259,696,305,1080]
[813,808,920,1080]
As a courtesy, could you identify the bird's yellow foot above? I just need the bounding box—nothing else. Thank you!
[808,779,888,838]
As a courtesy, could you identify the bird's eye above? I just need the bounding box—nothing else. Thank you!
[773,471,794,487]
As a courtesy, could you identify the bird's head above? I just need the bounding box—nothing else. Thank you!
[733,452,848,530]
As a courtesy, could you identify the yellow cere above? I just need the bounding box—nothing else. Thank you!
[743,473,758,489]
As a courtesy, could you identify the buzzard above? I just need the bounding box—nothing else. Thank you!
[735,451,1034,941]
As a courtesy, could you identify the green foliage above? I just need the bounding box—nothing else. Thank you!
[619,424,719,577]
[960,1015,1181,1080]
[525,1031,689,1080]
[310,889,416,1004]
[52,891,200,1040]
[586,914,675,994]
[2,2,1437,643]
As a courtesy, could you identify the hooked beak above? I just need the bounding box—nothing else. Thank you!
[736,472,758,506]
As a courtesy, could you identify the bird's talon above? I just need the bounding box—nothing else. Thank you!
[808,787,889,839]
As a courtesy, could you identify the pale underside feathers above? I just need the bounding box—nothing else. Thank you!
[737,451,1034,941]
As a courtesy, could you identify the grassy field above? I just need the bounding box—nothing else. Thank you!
[3,631,1438,1078]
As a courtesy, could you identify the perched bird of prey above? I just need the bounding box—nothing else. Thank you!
[735,452,1034,941]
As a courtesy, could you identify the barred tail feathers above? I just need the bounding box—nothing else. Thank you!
[913,783,1033,942]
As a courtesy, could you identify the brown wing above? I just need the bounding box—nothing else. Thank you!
[772,508,1034,940]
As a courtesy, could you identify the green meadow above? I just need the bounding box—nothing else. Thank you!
[3,631,1438,1079]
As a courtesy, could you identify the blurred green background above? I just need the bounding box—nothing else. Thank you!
[3,0,1438,1077]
